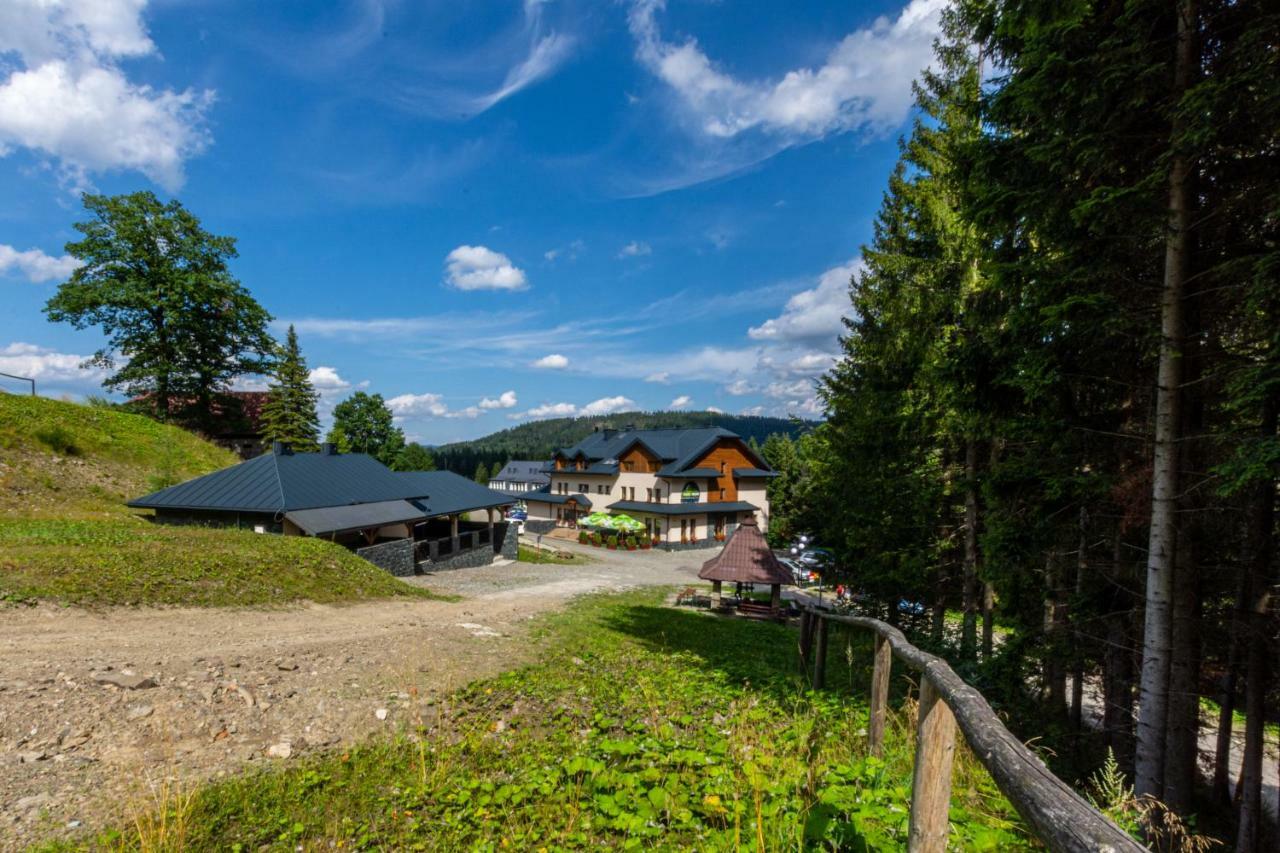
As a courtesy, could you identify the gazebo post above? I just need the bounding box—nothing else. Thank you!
[712,580,722,608]
[770,583,781,615]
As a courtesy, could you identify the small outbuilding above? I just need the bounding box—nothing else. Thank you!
[697,516,794,615]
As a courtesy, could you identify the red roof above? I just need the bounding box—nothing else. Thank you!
[698,517,794,586]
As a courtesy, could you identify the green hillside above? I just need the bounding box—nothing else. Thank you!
[0,393,434,606]
[434,410,815,476]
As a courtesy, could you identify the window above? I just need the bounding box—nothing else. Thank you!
[648,461,661,473]
[623,460,635,472]
[579,483,588,493]
[655,488,662,501]
[720,489,726,500]
[681,482,700,504]
[646,488,653,501]
[605,485,612,495]
[720,460,726,473]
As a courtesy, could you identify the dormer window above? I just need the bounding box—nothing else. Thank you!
[623,461,635,472]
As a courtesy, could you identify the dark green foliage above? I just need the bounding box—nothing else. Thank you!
[327,392,404,467]
[474,461,490,484]
[433,412,815,476]
[32,425,80,456]
[392,442,436,472]
[260,325,320,452]
[44,192,275,430]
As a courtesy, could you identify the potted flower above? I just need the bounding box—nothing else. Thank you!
[625,535,637,551]
[607,534,619,550]
[578,530,589,545]
[591,532,602,547]
[715,531,726,542]
[639,535,652,550]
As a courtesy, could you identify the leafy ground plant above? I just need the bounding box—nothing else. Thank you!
[65,590,1037,850]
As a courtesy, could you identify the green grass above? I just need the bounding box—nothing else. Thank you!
[0,393,237,519]
[517,544,592,565]
[0,519,441,607]
[1199,696,1280,743]
[65,590,1036,850]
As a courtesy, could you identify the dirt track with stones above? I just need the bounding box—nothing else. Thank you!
[0,545,702,850]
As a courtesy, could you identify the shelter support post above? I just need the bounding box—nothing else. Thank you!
[450,514,459,537]
[813,616,829,689]
[711,580,722,608]
[770,583,780,615]
[908,675,956,853]
[868,634,892,757]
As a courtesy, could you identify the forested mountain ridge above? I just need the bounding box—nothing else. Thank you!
[433,411,815,476]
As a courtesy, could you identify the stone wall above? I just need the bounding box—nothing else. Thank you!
[497,522,518,559]
[355,538,415,577]
[524,519,556,535]
[421,544,499,573]
[656,539,719,552]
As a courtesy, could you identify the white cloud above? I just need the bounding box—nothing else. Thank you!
[308,366,352,393]
[618,240,652,258]
[749,260,859,343]
[511,401,577,420]
[764,379,814,399]
[0,341,106,389]
[724,378,754,396]
[444,245,528,291]
[669,394,692,409]
[644,371,669,383]
[628,0,942,142]
[739,405,765,416]
[509,394,636,421]
[0,244,81,283]
[705,406,724,414]
[531,353,569,369]
[387,392,450,418]
[0,0,214,190]
[544,238,584,263]
[471,30,575,113]
[479,389,517,409]
[579,395,635,417]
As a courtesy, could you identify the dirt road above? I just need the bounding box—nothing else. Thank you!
[1,544,702,849]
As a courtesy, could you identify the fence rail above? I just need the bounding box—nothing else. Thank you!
[794,595,1145,853]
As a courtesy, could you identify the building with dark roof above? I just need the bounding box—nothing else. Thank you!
[128,442,515,572]
[521,425,776,548]
[488,460,551,494]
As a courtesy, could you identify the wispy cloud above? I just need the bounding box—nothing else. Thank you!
[618,240,652,258]
[531,353,569,369]
[0,341,107,394]
[510,394,636,421]
[669,394,691,409]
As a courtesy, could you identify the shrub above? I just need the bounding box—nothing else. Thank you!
[33,425,80,456]
[578,530,589,544]
[625,535,637,549]
[591,532,602,546]
[607,534,618,549]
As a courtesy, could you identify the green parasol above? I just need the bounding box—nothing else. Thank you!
[610,513,645,533]
[583,512,615,529]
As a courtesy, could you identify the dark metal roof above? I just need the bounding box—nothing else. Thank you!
[733,467,779,479]
[605,500,758,516]
[662,468,721,478]
[699,517,793,586]
[549,427,773,479]
[521,487,593,508]
[285,500,428,536]
[490,460,551,485]
[396,471,514,517]
[128,450,425,513]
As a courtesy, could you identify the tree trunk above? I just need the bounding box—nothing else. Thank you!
[1212,612,1241,805]
[1162,523,1200,812]
[1071,508,1087,732]
[1044,549,1066,712]
[1103,526,1136,774]
[1235,398,1277,852]
[982,581,995,660]
[962,440,980,660]
[1135,0,1196,802]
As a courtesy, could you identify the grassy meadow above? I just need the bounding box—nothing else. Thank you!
[62,589,1038,850]
[0,394,436,607]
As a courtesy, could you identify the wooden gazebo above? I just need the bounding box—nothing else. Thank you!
[698,517,794,614]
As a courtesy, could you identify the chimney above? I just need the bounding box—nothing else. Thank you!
[602,427,617,441]
[272,441,292,455]
[623,423,637,432]
[321,442,338,455]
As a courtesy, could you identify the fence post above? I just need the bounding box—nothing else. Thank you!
[868,633,892,757]
[908,675,956,852]
[799,610,812,672]
[813,615,829,689]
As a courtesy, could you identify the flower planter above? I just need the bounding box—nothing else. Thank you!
[627,545,637,551]
[607,545,617,550]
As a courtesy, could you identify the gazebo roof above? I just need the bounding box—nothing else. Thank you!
[698,517,794,586]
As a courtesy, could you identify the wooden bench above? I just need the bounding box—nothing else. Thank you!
[736,601,780,620]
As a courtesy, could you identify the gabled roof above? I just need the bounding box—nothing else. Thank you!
[699,517,793,586]
[396,471,513,517]
[128,450,424,513]
[552,426,771,472]
[733,468,779,479]
[519,485,592,507]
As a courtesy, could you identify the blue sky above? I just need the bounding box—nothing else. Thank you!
[0,0,944,444]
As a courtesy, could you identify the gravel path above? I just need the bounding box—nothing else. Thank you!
[0,543,703,849]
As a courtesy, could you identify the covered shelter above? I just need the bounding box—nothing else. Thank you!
[697,516,793,614]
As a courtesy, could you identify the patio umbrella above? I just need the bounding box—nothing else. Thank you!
[610,514,645,532]
[584,512,615,529]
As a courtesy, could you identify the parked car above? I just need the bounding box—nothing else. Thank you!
[897,599,926,617]
[778,557,808,583]
[798,548,835,570]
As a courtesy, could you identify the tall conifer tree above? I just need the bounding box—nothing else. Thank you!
[260,325,320,452]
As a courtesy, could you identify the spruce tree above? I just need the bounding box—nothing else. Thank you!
[259,325,320,452]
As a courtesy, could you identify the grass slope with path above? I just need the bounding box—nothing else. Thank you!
[65,589,1040,851]
[0,394,434,606]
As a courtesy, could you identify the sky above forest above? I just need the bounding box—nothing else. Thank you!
[0,0,945,443]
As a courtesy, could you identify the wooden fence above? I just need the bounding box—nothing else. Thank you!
[795,598,1146,852]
